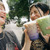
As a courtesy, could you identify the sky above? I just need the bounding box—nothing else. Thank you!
[2,0,9,13]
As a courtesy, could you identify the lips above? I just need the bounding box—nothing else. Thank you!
[0,10,6,19]
[1,16,4,18]
[31,14,37,20]
[0,16,5,19]
[0,13,6,19]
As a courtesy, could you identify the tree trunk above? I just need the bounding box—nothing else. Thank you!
[18,17,21,24]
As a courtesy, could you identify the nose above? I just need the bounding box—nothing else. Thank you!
[32,13,35,16]
[30,13,36,20]
[31,13,35,18]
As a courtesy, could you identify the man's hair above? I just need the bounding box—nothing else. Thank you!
[29,2,49,14]
[0,1,5,10]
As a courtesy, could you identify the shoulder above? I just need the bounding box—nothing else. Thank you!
[3,30,22,50]
[3,30,16,37]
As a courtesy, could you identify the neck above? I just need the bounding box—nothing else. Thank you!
[0,26,3,33]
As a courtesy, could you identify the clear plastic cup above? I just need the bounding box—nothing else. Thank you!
[23,20,39,41]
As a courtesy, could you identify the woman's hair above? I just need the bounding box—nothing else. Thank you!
[0,1,5,10]
[29,2,49,14]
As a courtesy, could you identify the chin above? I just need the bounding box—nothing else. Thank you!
[0,22,5,26]
[31,19,35,21]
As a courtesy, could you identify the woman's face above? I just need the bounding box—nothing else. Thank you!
[0,10,6,26]
[30,6,44,21]
[0,5,6,26]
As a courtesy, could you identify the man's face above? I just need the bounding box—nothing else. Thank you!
[0,5,6,26]
[30,6,44,21]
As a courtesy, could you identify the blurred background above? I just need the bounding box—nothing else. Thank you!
[0,0,50,44]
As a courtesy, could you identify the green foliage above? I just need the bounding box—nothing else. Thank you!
[17,24,23,27]
[34,0,41,3]
[7,0,42,21]
[7,0,29,18]
[6,14,10,18]
[7,0,17,6]
[9,10,15,19]
[6,14,10,21]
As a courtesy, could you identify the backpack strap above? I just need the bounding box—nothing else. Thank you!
[3,30,22,50]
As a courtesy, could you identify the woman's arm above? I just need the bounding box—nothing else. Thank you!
[22,29,32,50]
[22,40,31,50]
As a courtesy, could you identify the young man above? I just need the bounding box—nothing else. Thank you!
[0,1,22,50]
[22,2,50,50]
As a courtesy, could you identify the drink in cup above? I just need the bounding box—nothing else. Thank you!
[37,15,50,35]
[23,20,39,41]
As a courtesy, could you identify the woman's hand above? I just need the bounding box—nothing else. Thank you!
[46,26,50,29]
[36,22,49,43]
[24,29,31,42]
[46,26,50,37]
[36,22,43,36]
[22,29,32,50]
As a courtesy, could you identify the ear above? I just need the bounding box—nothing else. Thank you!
[47,10,49,14]
[45,10,49,15]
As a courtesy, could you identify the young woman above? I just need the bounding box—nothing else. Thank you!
[22,2,50,50]
[0,1,22,50]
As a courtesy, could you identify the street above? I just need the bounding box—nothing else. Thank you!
[4,21,24,44]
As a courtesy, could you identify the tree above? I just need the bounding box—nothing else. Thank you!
[7,0,42,23]
[34,0,41,3]
[7,0,29,24]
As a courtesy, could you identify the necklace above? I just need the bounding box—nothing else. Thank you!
[0,31,5,40]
